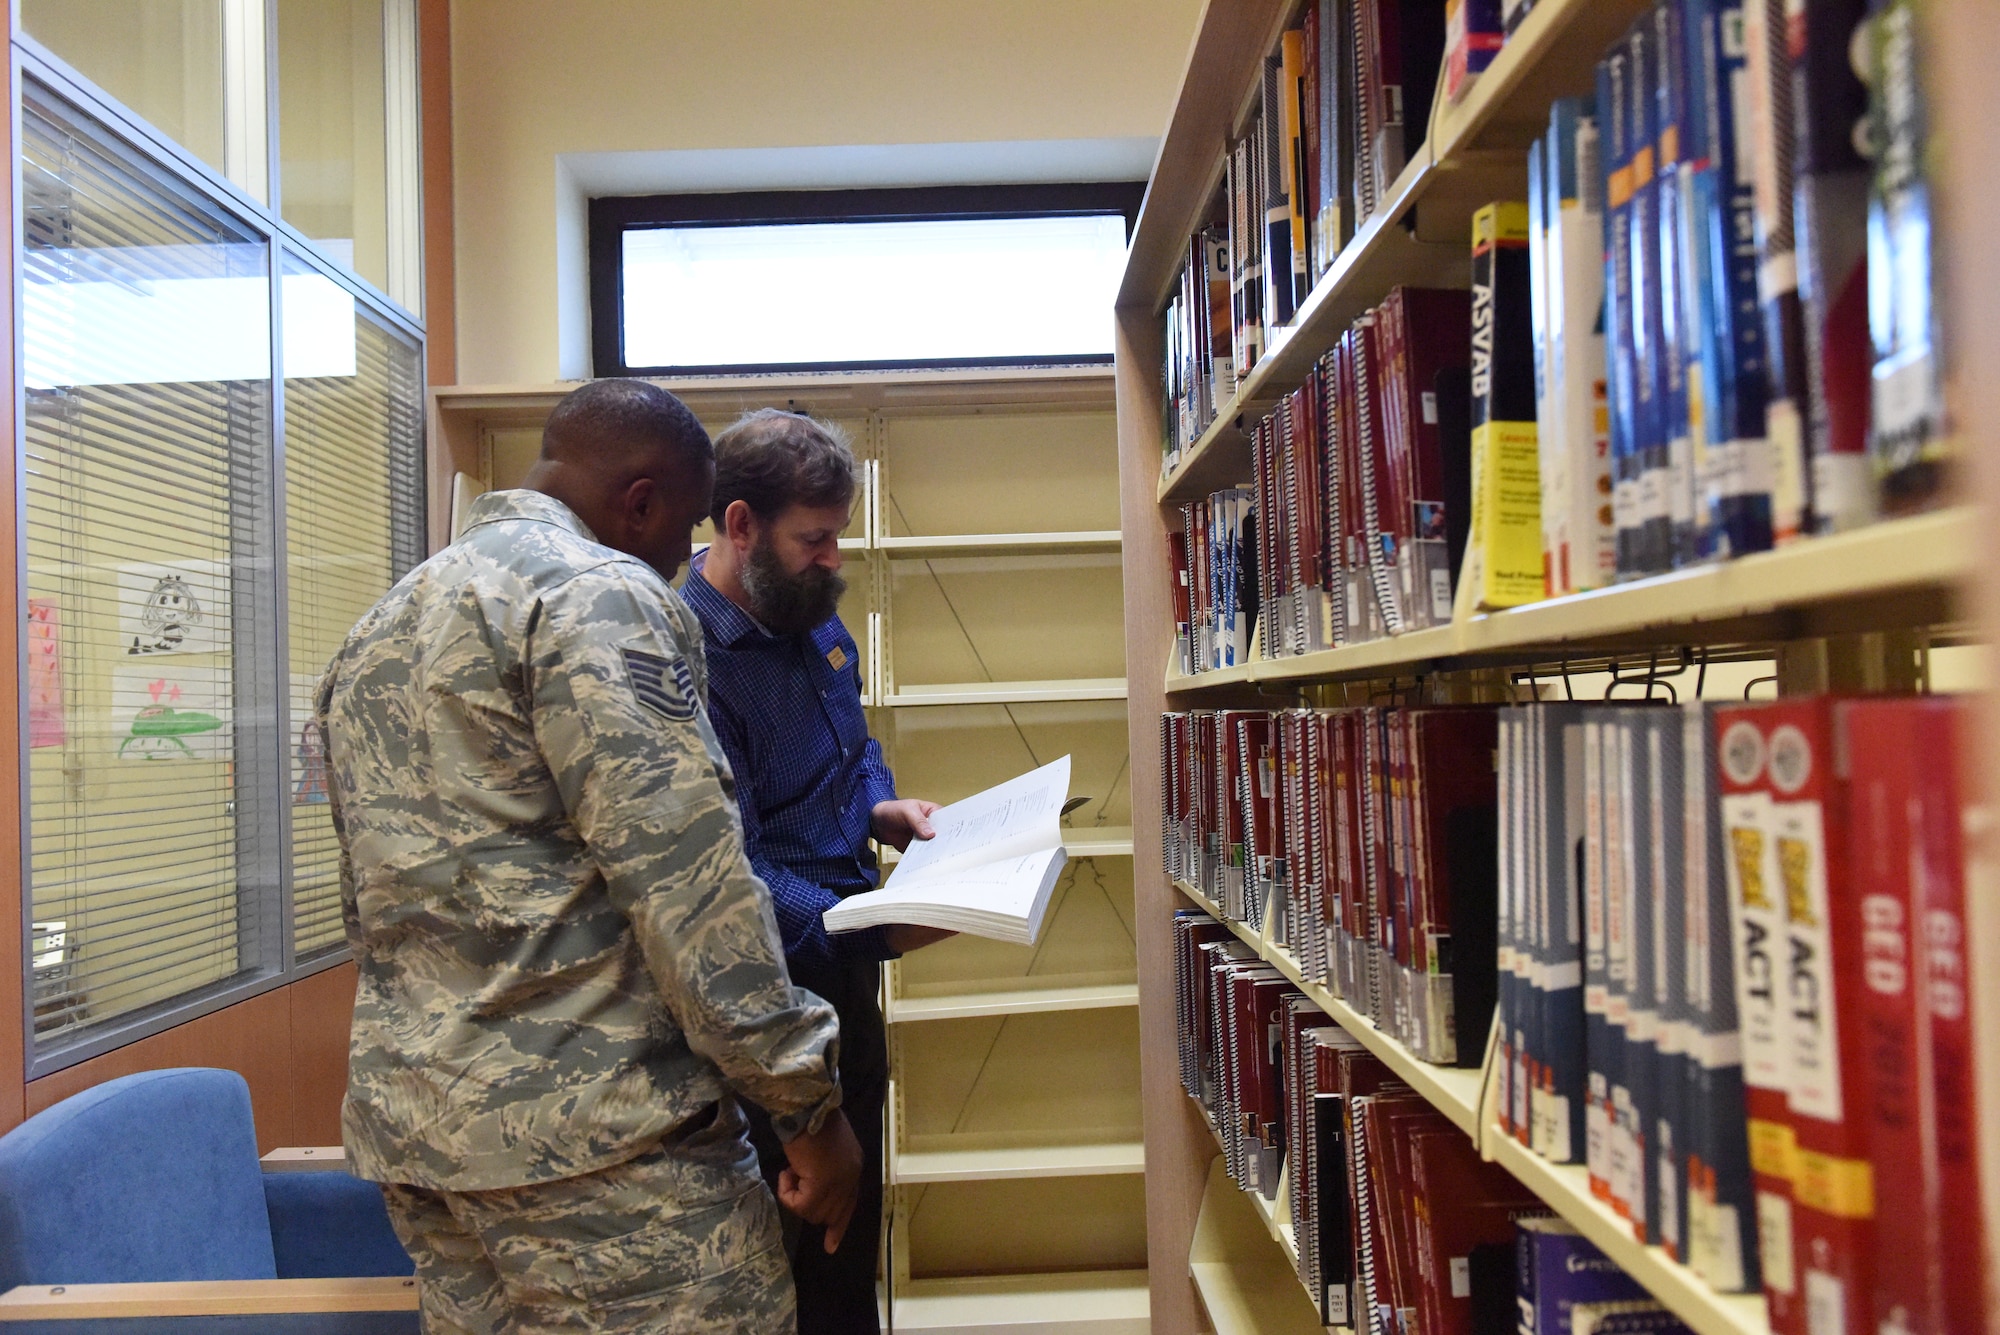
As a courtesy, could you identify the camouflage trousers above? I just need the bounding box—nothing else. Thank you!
[380,1100,793,1335]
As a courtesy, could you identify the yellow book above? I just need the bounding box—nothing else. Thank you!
[1457,201,1542,616]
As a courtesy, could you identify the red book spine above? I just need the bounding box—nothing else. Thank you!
[1298,366,1326,597]
[1848,698,1987,1335]
[1912,702,1985,1335]
[1332,710,1360,957]
[1764,699,1874,1335]
[1286,710,1311,950]
[1320,348,1348,645]
[1713,703,1802,1335]
[1169,527,1191,645]
[1361,707,1390,1011]
[1221,711,1251,893]
[1843,698,1938,1335]
[1310,711,1337,983]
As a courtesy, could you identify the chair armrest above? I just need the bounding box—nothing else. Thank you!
[260,1146,347,1173]
[0,1278,417,1331]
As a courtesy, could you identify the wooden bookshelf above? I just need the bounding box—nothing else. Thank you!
[1173,876,1773,1335]
[1187,1158,1324,1335]
[1166,508,1972,693]
[881,678,1128,707]
[893,1141,1148,1185]
[890,1271,1150,1335]
[1115,3,1999,1332]
[879,530,1122,557]
[884,981,1139,1024]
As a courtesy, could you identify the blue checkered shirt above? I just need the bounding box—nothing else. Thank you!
[682,554,899,978]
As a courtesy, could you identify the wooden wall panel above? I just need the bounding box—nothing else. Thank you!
[25,987,298,1153]
[289,962,358,1145]
[420,0,455,387]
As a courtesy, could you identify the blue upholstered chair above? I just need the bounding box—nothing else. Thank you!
[0,1068,417,1332]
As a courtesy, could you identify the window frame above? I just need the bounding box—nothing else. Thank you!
[588,181,1145,378]
[11,42,427,1078]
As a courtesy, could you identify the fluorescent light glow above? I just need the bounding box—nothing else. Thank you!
[621,213,1126,368]
[24,244,357,388]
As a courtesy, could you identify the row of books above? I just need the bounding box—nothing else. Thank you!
[1168,282,1480,670]
[1166,0,1945,624]
[1174,692,1985,1335]
[1172,488,1256,674]
[1160,705,1499,1065]
[1492,701,1759,1299]
[1497,696,1989,1335]
[1159,0,1449,472]
[1174,908,1697,1335]
[1519,0,1945,591]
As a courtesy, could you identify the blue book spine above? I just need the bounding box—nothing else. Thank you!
[1682,702,1760,1292]
[1690,0,1775,557]
[1628,20,1672,577]
[1624,709,1658,1243]
[1582,718,1614,1197]
[1601,714,1635,1220]
[1652,709,1690,1262]
[1540,709,1589,1164]
[1655,0,1699,568]
[1511,711,1536,1145]
[1599,47,1642,581]
[1529,1223,1651,1335]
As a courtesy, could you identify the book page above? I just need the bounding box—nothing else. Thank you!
[885,754,1070,888]
[824,846,1067,945]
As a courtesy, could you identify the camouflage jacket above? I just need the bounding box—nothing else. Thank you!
[318,488,841,1191]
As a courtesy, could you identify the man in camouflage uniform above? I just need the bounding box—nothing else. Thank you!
[319,379,861,1334]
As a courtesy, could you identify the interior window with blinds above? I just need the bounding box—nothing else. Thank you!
[21,80,283,1058]
[282,253,424,958]
[18,78,428,1066]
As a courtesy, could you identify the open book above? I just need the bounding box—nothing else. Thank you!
[822,755,1071,946]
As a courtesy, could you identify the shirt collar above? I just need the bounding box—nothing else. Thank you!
[461,488,602,544]
[684,550,781,650]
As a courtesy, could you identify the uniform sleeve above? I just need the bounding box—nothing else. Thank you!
[527,567,842,1141]
[706,677,898,972]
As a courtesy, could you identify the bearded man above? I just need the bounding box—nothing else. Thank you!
[681,408,950,1335]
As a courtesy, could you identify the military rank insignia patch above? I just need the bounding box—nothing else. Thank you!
[827,645,848,671]
[622,648,697,722]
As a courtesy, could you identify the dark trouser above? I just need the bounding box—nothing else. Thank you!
[746,958,886,1335]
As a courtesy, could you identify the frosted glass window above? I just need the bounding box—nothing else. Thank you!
[281,252,425,960]
[277,0,421,312]
[22,0,269,201]
[620,214,1127,370]
[21,78,280,1055]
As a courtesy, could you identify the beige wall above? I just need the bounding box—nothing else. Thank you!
[447,0,1203,385]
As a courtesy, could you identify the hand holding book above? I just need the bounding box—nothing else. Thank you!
[823,756,1073,946]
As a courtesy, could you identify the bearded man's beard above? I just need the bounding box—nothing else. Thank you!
[740,536,846,634]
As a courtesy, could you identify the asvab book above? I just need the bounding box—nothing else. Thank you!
[1456,200,1544,614]
[823,755,1071,946]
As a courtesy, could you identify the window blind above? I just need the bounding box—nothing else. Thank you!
[282,254,424,958]
[21,79,285,1052]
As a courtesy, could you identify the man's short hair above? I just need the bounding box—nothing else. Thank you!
[541,379,712,473]
[710,409,859,525]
